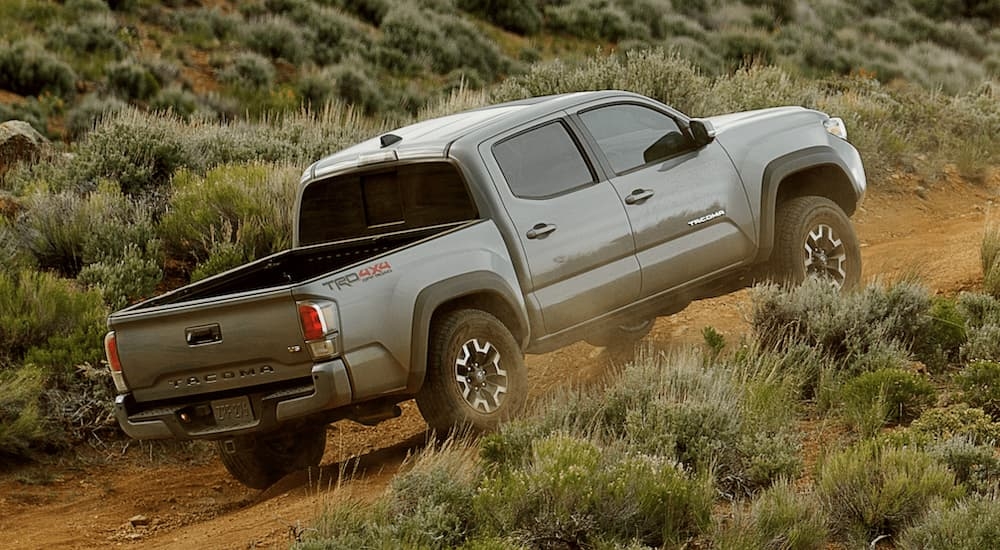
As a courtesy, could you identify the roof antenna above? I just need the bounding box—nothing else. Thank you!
[380,134,402,148]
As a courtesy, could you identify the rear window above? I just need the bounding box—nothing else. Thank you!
[298,163,478,246]
[493,121,595,199]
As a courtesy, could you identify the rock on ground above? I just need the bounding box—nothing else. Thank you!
[0,120,48,178]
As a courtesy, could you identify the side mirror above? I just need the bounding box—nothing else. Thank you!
[689,119,716,147]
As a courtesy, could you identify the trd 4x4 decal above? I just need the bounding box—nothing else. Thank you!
[323,261,393,290]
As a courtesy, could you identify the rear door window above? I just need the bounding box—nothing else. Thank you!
[493,121,595,199]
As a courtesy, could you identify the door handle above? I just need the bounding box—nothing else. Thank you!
[625,189,654,205]
[526,223,557,239]
[186,324,222,346]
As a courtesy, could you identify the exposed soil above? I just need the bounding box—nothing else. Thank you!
[1,171,997,549]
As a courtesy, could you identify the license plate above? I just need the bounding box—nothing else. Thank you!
[211,396,255,429]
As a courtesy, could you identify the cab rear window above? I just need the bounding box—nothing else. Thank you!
[298,162,478,246]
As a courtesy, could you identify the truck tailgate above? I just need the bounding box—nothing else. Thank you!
[111,288,313,402]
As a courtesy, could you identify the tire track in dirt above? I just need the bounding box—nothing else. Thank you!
[0,174,996,549]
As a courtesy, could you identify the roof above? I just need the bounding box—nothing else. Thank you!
[308,90,638,179]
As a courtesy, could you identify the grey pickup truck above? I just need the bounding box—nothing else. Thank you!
[104,90,866,488]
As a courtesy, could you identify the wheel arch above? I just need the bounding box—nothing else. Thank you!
[755,146,860,263]
[407,272,528,393]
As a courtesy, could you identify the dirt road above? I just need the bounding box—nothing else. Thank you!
[1,171,995,549]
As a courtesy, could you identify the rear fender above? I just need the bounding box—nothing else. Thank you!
[407,272,528,393]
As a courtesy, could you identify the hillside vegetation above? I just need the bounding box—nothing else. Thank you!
[0,0,999,463]
[1,2,1000,544]
[296,279,1000,548]
[0,0,998,139]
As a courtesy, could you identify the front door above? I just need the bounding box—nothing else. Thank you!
[575,102,755,297]
[484,117,640,334]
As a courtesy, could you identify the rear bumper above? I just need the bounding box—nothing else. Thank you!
[114,359,353,440]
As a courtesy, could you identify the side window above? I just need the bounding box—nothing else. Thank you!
[579,104,693,174]
[493,121,595,199]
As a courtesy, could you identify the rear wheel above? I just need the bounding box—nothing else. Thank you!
[585,318,653,348]
[770,196,861,290]
[416,309,527,433]
[216,423,326,490]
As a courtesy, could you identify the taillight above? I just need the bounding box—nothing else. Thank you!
[104,331,128,392]
[298,304,327,340]
[297,302,339,361]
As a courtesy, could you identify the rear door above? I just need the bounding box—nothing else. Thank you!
[573,101,755,297]
[481,114,640,334]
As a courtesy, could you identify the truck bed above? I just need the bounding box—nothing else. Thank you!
[131,223,464,310]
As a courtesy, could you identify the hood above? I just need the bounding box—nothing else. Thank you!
[705,106,813,132]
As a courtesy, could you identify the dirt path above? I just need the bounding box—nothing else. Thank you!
[1,172,996,549]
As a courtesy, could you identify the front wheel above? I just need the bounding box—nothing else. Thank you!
[416,309,527,434]
[216,423,327,489]
[770,196,861,290]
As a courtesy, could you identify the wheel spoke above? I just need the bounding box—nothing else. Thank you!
[453,337,509,414]
[804,223,849,289]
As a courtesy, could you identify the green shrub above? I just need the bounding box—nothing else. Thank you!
[544,0,643,42]
[63,103,386,196]
[981,225,1000,297]
[218,52,275,90]
[65,0,110,14]
[189,239,247,282]
[379,5,509,80]
[956,361,1000,420]
[907,404,1000,446]
[457,0,543,35]
[840,369,936,430]
[77,242,162,310]
[0,40,77,98]
[69,108,193,195]
[925,437,1000,495]
[0,365,52,459]
[492,48,706,115]
[0,270,105,374]
[325,64,383,114]
[46,13,127,58]
[702,325,726,361]
[15,184,158,278]
[716,28,777,69]
[718,478,828,550]
[296,499,393,549]
[150,85,200,119]
[490,348,801,496]
[105,59,160,101]
[159,163,297,274]
[266,2,372,66]
[242,15,313,64]
[170,7,241,47]
[749,279,930,376]
[296,68,337,108]
[386,440,480,548]
[817,440,961,544]
[65,94,127,139]
[744,0,796,21]
[914,296,967,371]
[476,434,712,548]
[899,495,1000,549]
[336,0,391,25]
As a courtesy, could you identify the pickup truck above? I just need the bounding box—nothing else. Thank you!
[104,90,866,489]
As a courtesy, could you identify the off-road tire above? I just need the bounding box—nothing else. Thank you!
[216,423,327,490]
[771,196,861,290]
[416,309,527,434]
[585,318,654,348]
